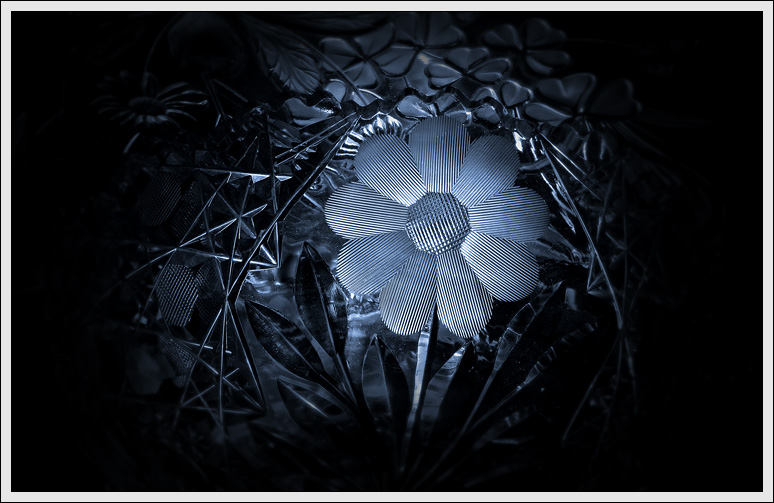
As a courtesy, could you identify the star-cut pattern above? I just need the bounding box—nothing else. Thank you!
[117,108,361,427]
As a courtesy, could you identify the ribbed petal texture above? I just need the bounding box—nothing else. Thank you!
[436,249,492,339]
[337,231,416,296]
[461,231,539,302]
[325,118,553,340]
[380,250,437,335]
[452,135,521,207]
[408,116,470,193]
[355,134,427,206]
[325,182,408,239]
[468,186,549,242]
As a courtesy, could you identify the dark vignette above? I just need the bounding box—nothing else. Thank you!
[11,11,763,492]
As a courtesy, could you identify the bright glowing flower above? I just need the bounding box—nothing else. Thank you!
[325,117,549,338]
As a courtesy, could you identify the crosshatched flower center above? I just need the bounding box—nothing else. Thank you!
[406,192,471,255]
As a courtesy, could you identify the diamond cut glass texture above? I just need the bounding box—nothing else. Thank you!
[325,117,550,338]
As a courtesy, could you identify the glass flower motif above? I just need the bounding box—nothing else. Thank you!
[325,117,550,338]
[94,71,208,130]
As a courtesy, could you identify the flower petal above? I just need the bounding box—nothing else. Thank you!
[500,80,533,107]
[355,134,426,206]
[446,47,489,72]
[337,231,416,296]
[587,79,640,118]
[345,61,378,89]
[353,24,394,57]
[536,73,596,109]
[426,63,463,88]
[525,50,571,76]
[451,135,522,207]
[396,95,436,120]
[325,182,408,239]
[320,37,360,69]
[373,46,416,76]
[471,58,510,83]
[473,105,500,125]
[425,12,464,47]
[165,109,197,121]
[468,186,549,242]
[437,249,492,338]
[325,80,347,103]
[523,18,566,48]
[470,86,498,102]
[393,12,422,45]
[405,56,444,97]
[481,24,523,51]
[380,250,437,335]
[460,231,539,302]
[523,102,572,125]
[408,117,470,193]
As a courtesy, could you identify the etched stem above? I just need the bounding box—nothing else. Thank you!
[399,307,439,479]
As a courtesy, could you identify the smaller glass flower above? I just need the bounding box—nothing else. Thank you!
[426,47,510,89]
[471,79,533,109]
[525,73,640,124]
[325,117,550,338]
[94,71,208,130]
[373,12,464,78]
[320,24,395,90]
[482,19,571,76]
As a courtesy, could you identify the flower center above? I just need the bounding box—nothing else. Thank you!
[128,96,166,116]
[406,193,471,255]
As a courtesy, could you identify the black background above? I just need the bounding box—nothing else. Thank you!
[11,11,764,492]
